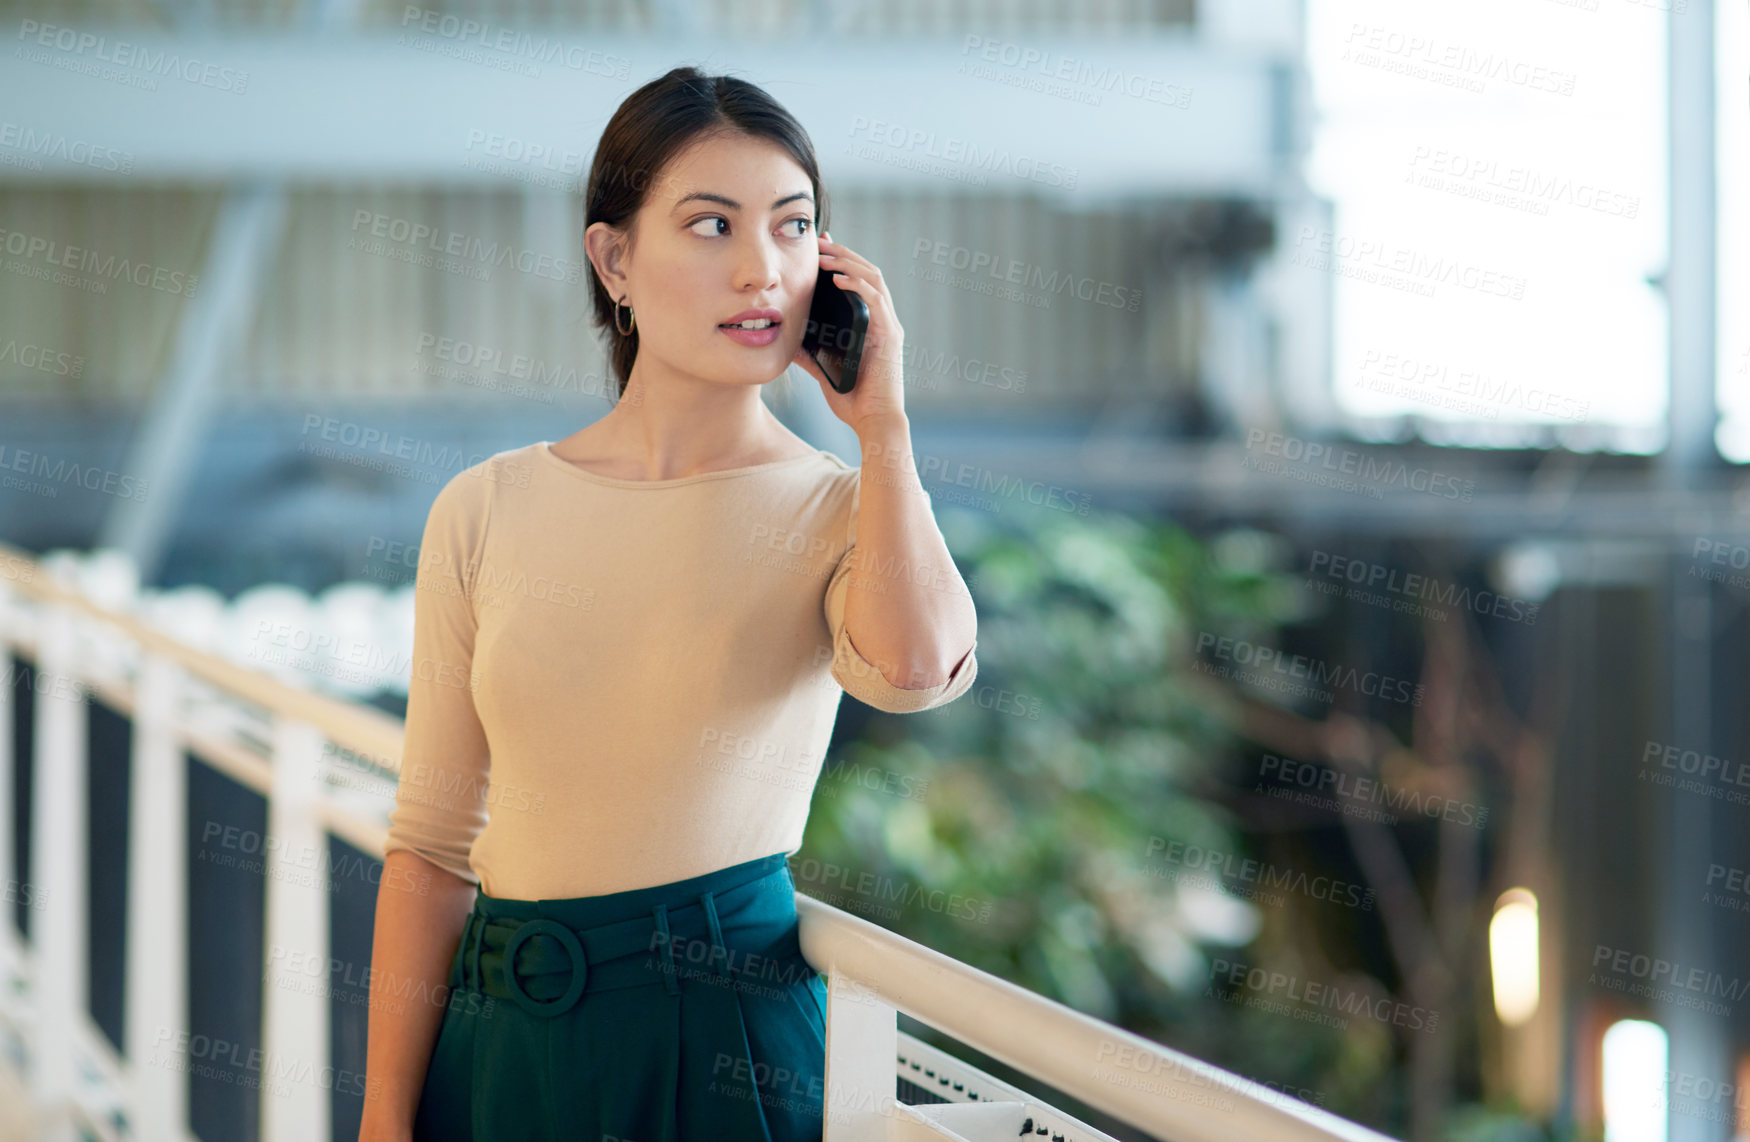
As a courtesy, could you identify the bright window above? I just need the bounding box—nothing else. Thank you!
[1302,0,1667,450]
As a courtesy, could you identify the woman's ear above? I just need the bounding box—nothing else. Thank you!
[584,221,631,301]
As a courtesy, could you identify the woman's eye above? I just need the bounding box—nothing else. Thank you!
[687,216,811,238]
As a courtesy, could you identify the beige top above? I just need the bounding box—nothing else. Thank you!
[382,440,979,899]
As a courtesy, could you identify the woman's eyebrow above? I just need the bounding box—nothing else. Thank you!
[671,191,814,213]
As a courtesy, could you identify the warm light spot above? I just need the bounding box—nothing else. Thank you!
[1489,887,1538,1026]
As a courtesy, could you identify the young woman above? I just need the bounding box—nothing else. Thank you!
[359,66,979,1142]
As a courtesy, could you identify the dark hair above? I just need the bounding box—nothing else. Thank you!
[583,66,829,400]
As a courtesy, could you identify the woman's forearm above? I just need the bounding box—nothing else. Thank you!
[843,413,979,688]
[359,850,477,1139]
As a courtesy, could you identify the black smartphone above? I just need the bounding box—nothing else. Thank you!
[800,266,869,394]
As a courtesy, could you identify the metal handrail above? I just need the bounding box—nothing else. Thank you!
[796,894,1398,1142]
[0,540,405,768]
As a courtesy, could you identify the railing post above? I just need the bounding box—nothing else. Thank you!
[125,653,190,1139]
[0,582,18,965]
[31,603,87,1142]
[261,718,330,1142]
[822,970,900,1142]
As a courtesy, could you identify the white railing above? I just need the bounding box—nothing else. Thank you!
[0,540,1399,1142]
[802,898,1399,1142]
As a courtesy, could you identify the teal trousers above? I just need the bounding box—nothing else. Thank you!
[412,852,829,1141]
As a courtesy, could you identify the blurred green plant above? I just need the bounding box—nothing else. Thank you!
[797,502,1397,1136]
[1444,1103,1555,1142]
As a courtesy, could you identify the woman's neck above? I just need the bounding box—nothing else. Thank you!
[557,378,810,482]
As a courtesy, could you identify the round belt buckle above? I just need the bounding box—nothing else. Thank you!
[501,918,588,1018]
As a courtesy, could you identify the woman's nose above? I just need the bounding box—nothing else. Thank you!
[735,237,784,290]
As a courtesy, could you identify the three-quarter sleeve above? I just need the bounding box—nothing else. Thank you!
[822,476,978,714]
[382,467,494,885]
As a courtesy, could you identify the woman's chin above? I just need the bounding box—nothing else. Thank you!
[706,354,793,386]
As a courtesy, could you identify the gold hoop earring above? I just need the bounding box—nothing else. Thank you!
[614,296,636,336]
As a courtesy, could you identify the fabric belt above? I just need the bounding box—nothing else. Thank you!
[459,886,808,1019]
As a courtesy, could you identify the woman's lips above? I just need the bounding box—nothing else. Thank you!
[718,320,781,347]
